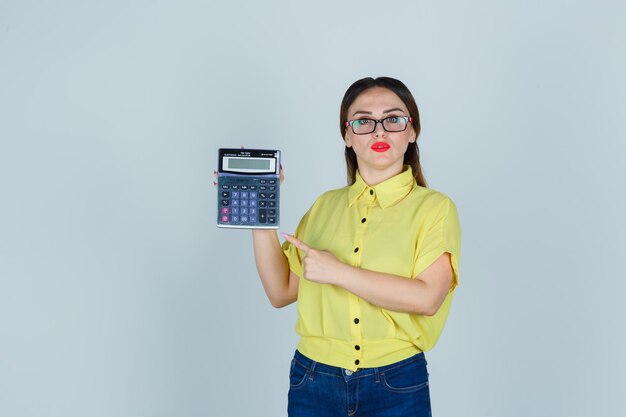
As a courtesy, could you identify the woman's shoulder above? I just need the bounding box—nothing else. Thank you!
[310,184,351,206]
[410,185,458,212]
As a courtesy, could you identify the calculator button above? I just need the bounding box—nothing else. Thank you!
[221,200,230,206]
[268,209,276,216]
[249,192,257,199]
[268,217,276,224]
[231,207,240,215]
[231,200,239,206]
[268,193,275,199]
[232,185,239,190]
[232,191,240,198]
[260,179,267,184]
[221,207,230,214]
[250,185,257,190]
[241,191,248,199]
[269,179,276,184]
[221,215,229,222]
[221,184,230,189]
[259,201,267,207]
[231,215,239,223]
[241,207,249,215]
[268,201,276,207]
[269,186,276,191]
[241,185,248,190]
[249,200,257,207]
[259,186,267,190]
[258,209,267,223]
[241,216,249,223]
[259,192,267,199]
[221,191,230,198]
[240,199,248,207]
[249,208,257,216]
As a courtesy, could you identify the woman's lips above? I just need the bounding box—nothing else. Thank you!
[371,142,390,152]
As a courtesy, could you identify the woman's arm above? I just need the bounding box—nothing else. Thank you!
[252,230,299,308]
[282,234,452,315]
[333,253,452,316]
[214,167,297,308]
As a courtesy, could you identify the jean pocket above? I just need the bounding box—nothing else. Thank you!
[381,360,429,394]
[289,359,309,389]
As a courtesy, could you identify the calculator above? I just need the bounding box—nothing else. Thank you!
[217,148,281,229]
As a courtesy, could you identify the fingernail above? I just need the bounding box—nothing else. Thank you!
[280,232,288,238]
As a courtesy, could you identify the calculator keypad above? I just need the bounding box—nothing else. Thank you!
[218,177,279,228]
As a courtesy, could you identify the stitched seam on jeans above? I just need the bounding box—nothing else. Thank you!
[289,362,309,389]
[313,370,344,378]
[381,374,429,393]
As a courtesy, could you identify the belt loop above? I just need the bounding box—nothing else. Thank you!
[308,360,317,381]
[374,367,380,383]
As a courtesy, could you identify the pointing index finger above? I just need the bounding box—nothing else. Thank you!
[281,233,311,253]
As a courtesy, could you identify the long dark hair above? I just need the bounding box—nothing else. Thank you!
[339,77,426,187]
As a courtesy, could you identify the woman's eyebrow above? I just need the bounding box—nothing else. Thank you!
[383,108,405,114]
[351,108,406,117]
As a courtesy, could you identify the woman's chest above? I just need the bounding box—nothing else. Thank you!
[304,203,429,277]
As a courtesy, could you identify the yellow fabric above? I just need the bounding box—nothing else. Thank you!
[282,166,461,371]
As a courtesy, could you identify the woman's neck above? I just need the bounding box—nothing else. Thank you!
[357,162,404,186]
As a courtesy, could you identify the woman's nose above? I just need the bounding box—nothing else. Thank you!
[372,121,387,137]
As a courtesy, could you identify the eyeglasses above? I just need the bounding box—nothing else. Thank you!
[346,116,413,135]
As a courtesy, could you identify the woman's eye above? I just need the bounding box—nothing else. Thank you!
[386,117,400,123]
[356,119,373,126]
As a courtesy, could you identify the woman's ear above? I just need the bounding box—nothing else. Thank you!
[344,135,353,148]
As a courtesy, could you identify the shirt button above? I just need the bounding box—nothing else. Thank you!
[354,318,359,324]
[355,359,360,366]
[344,369,353,376]
[355,345,360,350]
[353,247,359,253]
[369,190,374,195]
[361,218,366,223]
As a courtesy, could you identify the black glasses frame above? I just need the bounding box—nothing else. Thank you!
[345,116,413,135]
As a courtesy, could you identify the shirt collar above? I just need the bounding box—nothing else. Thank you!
[348,166,416,209]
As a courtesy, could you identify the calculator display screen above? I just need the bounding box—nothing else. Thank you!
[222,156,276,173]
[228,158,271,170]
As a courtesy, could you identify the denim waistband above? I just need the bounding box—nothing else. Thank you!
[293,349,426,379]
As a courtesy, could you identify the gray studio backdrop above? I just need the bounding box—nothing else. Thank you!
[1,1,625,416]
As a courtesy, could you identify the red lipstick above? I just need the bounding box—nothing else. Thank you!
[371,142,390,152]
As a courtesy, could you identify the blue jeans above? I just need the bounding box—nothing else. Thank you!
[288,350,431,417]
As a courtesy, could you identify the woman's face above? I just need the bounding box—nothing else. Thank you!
[344,87,416,183]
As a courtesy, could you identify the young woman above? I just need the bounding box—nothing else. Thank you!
[252,76,461,416]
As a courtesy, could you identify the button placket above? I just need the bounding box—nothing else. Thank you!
[349,201,369,368]
[348,294,362,367]
[351,313,363,367]
[352,202,368,268]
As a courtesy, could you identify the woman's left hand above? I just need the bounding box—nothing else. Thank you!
[281,233,345,285]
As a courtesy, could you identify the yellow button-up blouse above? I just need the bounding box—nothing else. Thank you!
[283,166,461,371]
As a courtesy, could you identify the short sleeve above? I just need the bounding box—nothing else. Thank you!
[281,209,311,278]
[413,197,462,289]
